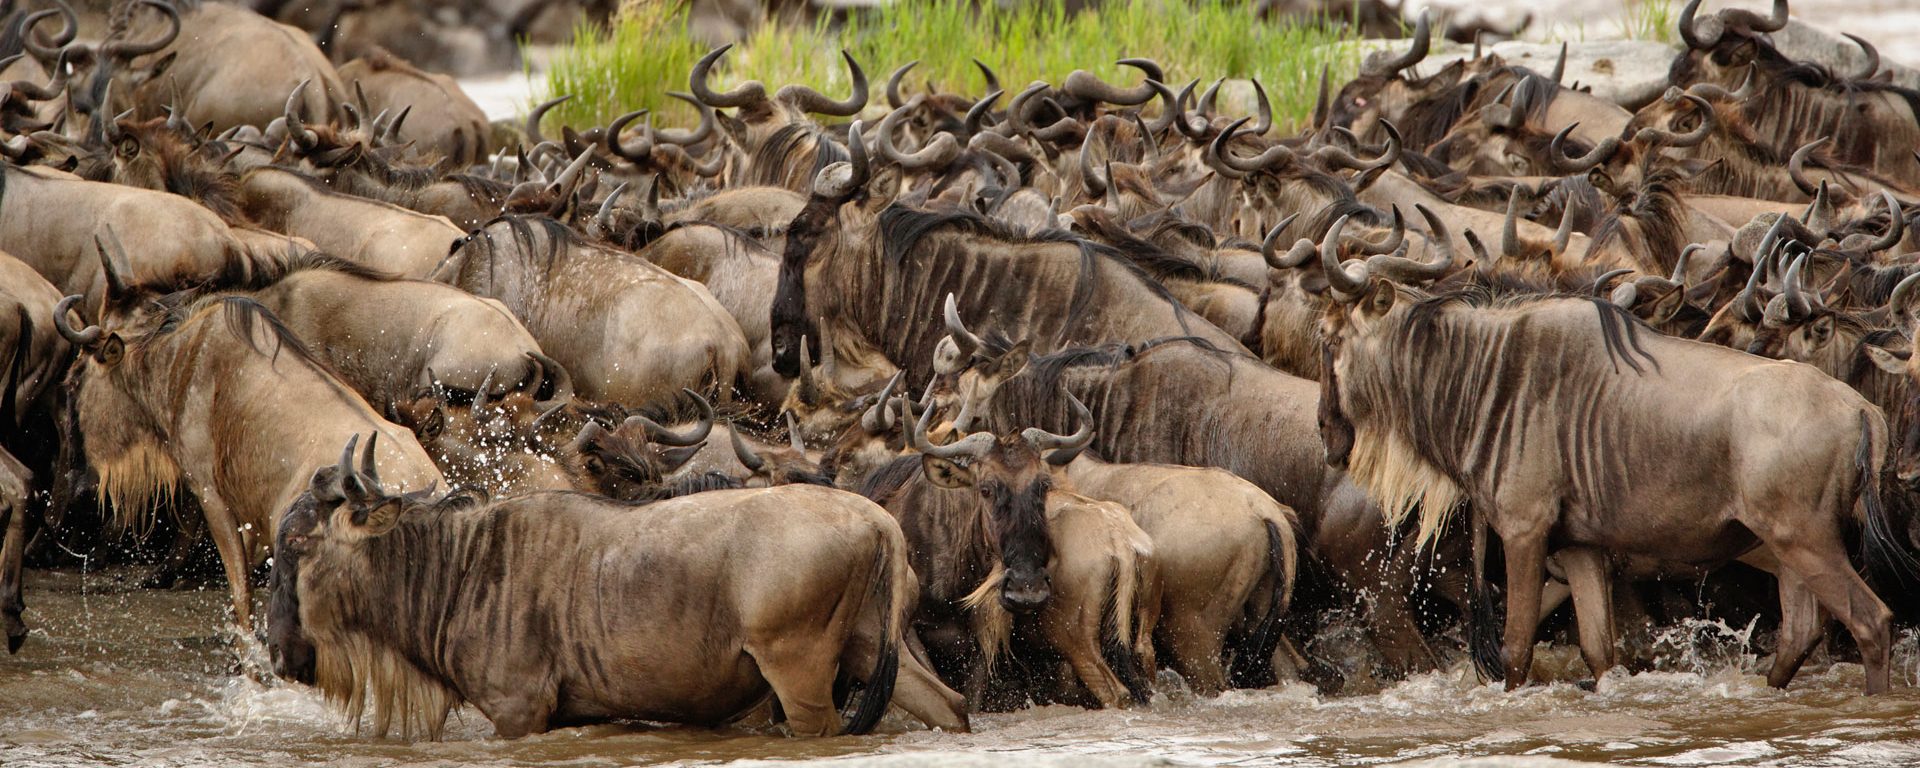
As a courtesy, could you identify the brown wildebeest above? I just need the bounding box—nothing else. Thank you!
[236,167,465,278]
[434,215,751,410]
[1315,227,1914,693]
[863,395,1160,710]
[335,47,490,167]
[102,0,346,134]
[0,249,67,653]
[268,438,969,738]
[52,240,442,631]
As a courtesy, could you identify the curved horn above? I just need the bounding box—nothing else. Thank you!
[775,50,868,116]
[1502,186,1528,260]
[1550,42,1568,85]
[51,295,100,346]
[860,372,904,434]
[729,421,766,472]
[595,181,629,229]
[1260,215,1314,269]
[1366,204,1457,282]
[21,1,78,62]
[1788,137,1829,196]
[1208,117,1294,178]
[95,228,132,299]
[1169,79,1206,141]
[906,392,992,460]
[1689,65,1756,101]
[628,389,714,447]
[1314,119,1400,173]
[1673,243,1703,284]
[877,103,961,172]
[1061,58,1161,106]
[546,148,594,194]
[1553,197,1579,256]
[1004,83,1049,137]
[1078,128,1106,197]
[529,351,573,406]
[1783,252,1813,319]
[1844,34,1880,81]
[884,61,918,109]
[1591,267,1635,297]
[103,0,179,60]
[1321,215,1371,299]
[1887,270,1920,314]
[963,89,1003,138]
[283,79,318,150]
[472,367,498,421]
[1365,10,1431,77]
[1677,0,1723,49]
[1025,392,1094,465]
[974,59,1001,95]
[1549,123,1620,172]
[944,293,985,357]
[654,92,714,146]
[1868,190,1904,253]
[605,108,653,163]
[1353,206,1405,255]
[1633,93,1715,148]
[359,431,382,491]
[689,45,767,109]
[1725,0,1789,33]
[795,334,820,406]
[810,120,869,201]
[785,410,806,453]
[524,95,570,147]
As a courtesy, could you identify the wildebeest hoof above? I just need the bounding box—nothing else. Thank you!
[5,623,24,654]
[1575,679,1599,692]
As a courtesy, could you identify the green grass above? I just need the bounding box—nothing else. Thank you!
[1617,0,1676,44]
[538,0,1364,135]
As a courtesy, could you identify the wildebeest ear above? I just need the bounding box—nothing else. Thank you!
[134,53,177,86]
[864,163,904,211]
[659,444,701,473]
[716,111,749,149]
[419,406,445,440]
[309,465,347,504]
[1366,282,1396,315]
[1648,285,1688,324]
[991,339,1032,379]
[922,454,974,489]
[356,498,406,535]
[1864,341,1911,375]
[97,333,125,365]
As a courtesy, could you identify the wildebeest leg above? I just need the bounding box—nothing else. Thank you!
[142,510,208,590]
[1161,609,1229,695]
[1771,536,1892,693]
[1559,547,1616,681]
[1767,565,1828,689]
[889,644,970,732]
[1536,579,1571,624]
[1044,608,1131,708]
[1,447,29,653]
[197,496,256,631]
[753,637,843,736]
[1499,529,1548,691]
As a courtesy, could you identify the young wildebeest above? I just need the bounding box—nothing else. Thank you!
[1314,224,1914,693]
[51,243,443,632]
[269,437,969,739]
[864,396,1160,710]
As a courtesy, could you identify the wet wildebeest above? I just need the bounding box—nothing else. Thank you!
[1315,235,1915,693]
[269,436,969,738]
[0,249,69,653]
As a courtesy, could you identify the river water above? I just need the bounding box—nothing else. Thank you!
[5,568,1920,767]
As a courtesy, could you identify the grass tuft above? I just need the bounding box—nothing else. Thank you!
[540,0,1363,134]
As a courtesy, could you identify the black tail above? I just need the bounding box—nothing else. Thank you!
[1228,519,1291,688]
[1468,508,1505,682]
[839,540,899,736]
[1100,572,1156,706]
[1858,412,1920,592]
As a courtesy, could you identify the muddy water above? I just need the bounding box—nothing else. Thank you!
[5,568,1920,767]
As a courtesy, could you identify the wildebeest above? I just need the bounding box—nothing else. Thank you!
[237,166,466,278]
[434,215,752,409]
[335,47,491,166]
[52,242,443,629]
[270,437,970,738]
[0,248,65,653]
[1314,238,1912,693]
[862,396,1159,709]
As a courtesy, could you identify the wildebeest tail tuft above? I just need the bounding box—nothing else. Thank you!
[1857,411,1920,591]
[1228,518,1294,687]
[840,529,900,735]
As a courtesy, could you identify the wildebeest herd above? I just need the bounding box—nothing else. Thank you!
[3,0,1920,742]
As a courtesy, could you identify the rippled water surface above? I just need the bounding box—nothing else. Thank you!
[5,567,1920,767]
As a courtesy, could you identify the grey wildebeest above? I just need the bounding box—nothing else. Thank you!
[1314,231,1914,693]
[770,124,1245,393]
[267,437,970,738]
[434,215,752,409]
[861,396,1159,710]
[51,243,442,630]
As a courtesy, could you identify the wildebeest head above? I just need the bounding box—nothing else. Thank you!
[61,0,181,123]
[391,354,575,494]
[769,121,903,378]
[268,433,376,683]
[1327,11,1449,141]
[905,391,1094,612]
[729,412,834,488]
[563,390,715,500]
